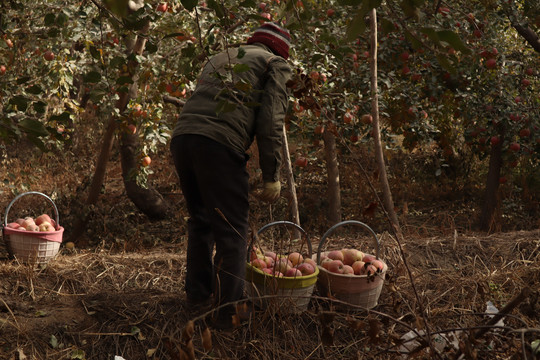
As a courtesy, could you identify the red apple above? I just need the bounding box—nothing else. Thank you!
[402,66,411,75]
[6,222,21,229]
[327,260,344,274]
[127,124,137,134]
[310,71,320,82]
[362,264,378,276]
[262,268,273,275]
[326,8,335,17]
[321,258,333,270]
[499,177,507,184]
[485,58,496,69]
[303,258,317,269]
[400,52,410,61]
[519,128,531,138]
[295,157,308,167]
[156,3,168,12]
[343,112,354,124]
[43,50,55,61]
[251,258,267,270]
[525,67,534,76]
[342,265,354,275]
[264,250,276,260]
[35,213,52,226]
[285,268,302,277]
[142,156,152,167]
[361,114,373,124]
[490,136,500,146]
[327,250,345,262]
[341,248,358,266]
[263,256,274,268]
[352,261,366,275]
[288,252,303,266]
[274,258,292,274]
[296,263,315,276]
[521,79,531,87]
[0,65,6,75]
[362,253,376,263]
[509,142,520,152]
[371,259,385,272]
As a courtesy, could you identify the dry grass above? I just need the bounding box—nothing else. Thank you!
[0,229,538,359]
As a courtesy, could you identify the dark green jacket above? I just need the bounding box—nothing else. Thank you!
[171,43,292,182]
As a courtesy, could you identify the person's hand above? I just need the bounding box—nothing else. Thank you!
[259,181,281,203]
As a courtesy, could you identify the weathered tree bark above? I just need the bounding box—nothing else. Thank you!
[323,129,341,225]
[369,9,401,236]
[479,133,504,232]
[512,22,540,53]
[281,124,301,237]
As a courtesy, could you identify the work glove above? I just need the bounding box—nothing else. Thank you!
[259,181,281,203]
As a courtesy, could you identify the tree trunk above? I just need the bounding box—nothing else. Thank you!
[369,9,401,236]
[479,136,504,232]
[119,24,170,220]
[323,129,341,225]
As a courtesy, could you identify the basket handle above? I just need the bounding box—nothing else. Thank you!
[3,191,60,229]
[316,220,380,264]
[248,221,312,261]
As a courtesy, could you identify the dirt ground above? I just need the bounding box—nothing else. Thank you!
[0,139,539,359]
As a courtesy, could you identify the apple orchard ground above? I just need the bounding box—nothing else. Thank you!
[0,142,538,359]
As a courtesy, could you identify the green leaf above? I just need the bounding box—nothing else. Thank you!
[436,54,455,73]
[26,85,43,95]
[233,63,250,73]
[44,14,56,26]
[234,79,252,92]
[181,0,198,11]
[56,12,69,27]
[437,30,472,54]
[146,40,158,54]
[346,10,367,42]
[116,76,133,85]
[420,27,440,45]
[33,101,47,114]
[404,29,423,50]
[10,96,29,111]
[70,349,86,360]
[83,71,101,83]
[19,119,49,137]
[17,76,31,85]
[207,0,224,18]
[49,112,72,123]
[89,46,102,61]
[237,47,246,59]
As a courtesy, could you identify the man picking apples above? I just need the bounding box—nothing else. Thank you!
[169,22,292,330]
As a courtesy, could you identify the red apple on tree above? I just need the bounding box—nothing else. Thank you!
[343,112,354,124]
[326,8,335,17]
[519,128,530,138]
[156,3,168,12]
[485,58,496,69]
[361,114,373,124]
[490,136,500,146]
[142,156,152,167]
[509,142,520,152]
[43,50,55,61]
[295,157,308,167]
[0,65,6,75]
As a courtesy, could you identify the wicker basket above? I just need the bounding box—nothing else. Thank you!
[2,192,64,264]
[315,220,388,310]
[245,221,318,314]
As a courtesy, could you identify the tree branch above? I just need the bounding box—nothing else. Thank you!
[512,22,540,53]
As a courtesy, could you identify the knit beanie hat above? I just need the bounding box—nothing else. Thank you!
[247,22,291,59]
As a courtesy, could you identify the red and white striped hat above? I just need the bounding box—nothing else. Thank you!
[247,22,291,59]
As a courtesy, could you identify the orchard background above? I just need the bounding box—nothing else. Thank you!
[0,0,539,359]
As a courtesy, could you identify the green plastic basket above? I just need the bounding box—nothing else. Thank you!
[245,221,318,313]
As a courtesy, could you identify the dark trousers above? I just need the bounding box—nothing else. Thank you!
[170,134,249,313]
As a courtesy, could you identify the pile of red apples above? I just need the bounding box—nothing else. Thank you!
[249,247,317,278]
[320,248,384,276]
[5,214,56,232]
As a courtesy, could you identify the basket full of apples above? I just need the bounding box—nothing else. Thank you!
[315,220,388,310]
[246,221,319,313]
[2,191,64,264]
